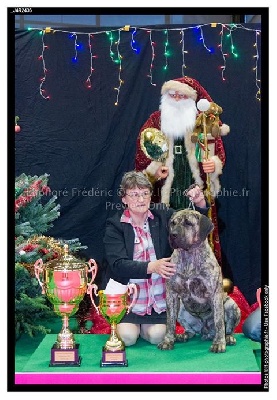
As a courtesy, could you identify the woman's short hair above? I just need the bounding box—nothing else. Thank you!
[119,170,152,197]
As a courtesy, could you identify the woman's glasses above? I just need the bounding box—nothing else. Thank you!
[126,191,151,199]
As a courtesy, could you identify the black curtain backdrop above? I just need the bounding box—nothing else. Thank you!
[14,22,265,304]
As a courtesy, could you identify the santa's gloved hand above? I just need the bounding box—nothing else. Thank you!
[155,165,169,180]
[202,158,215,173]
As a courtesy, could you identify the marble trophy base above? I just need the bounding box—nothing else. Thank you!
[50,344,81,367]
[100,346,128,367]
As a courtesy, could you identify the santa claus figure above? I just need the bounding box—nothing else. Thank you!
[135,76,229,266]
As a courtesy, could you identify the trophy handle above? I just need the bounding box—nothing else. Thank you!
[126,283,138,314]
[87,258,98,284]
[34,258,45,294]
[87,282,100,314]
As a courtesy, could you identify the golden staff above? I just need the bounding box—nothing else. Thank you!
[201,106,214,250]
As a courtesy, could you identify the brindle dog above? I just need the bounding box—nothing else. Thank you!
[157,209,241,353]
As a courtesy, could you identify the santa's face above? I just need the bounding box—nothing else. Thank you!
[160,90,197,139]
[168,91,189,101]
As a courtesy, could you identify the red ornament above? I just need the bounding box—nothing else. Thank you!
[15,116,21,133]
[22,243,39,252]
[39,248,49,255]
[175,321,185,334]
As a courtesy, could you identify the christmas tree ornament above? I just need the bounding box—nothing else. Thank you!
[223,278,234,294]
[15,116,21,133]
[34,244,98,366]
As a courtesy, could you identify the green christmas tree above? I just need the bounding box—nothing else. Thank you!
[15,173,87,339]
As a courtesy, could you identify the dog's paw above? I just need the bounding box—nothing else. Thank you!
[157,339,175,350]
[226,334,236,345]
[175,332,189,342]
[209,342,226,353]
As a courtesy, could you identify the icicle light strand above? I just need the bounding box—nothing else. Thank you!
[32,24,261,102]
[254,30,261,101]
[219,25,227,81]
[114,30,123,105]
[198,25,212,53]
[108,31,116,62]
[180,29,187,76]
[163,29,169,70]
[86,34,95,89]
[131,28,138,52]
[148,30,156,86]
[39,30,50,100]
[226,27,238,58]
[72,33,78,62]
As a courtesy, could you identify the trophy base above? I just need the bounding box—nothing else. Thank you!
[100,346,128,367]
[49,344,81,367]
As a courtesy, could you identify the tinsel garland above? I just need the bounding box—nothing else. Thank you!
[15,179,50,213]
[16,235,87,276]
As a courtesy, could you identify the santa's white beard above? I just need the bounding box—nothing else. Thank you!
[160,95,197,139]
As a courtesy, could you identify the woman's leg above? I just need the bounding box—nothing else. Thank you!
[116,323,140,346]
[140,323,166,344]
[242,307,261,342]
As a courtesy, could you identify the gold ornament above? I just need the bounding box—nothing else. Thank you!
[223,278,234,294]
[140,128,169,164]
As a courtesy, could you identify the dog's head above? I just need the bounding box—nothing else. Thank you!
[168,209,214,250]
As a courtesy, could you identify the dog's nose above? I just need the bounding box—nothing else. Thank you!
[170,233,178,238]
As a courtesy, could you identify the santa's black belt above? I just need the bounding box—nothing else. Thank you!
[174,145,183,155]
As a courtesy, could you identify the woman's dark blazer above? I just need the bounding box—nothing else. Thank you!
[103,202,208,285]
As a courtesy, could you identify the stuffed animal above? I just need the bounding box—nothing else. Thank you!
[191,101,229,143]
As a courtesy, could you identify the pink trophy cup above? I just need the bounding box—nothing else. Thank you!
[34,244,97,366]
[88,283,137,367]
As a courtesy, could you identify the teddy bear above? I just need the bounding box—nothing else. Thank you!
[191,100,229,143]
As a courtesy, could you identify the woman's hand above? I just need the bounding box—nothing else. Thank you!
[185,185,206,208]
[147,257,176,279]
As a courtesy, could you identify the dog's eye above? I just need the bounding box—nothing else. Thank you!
[172,216,182,225]
[184,219,193,226]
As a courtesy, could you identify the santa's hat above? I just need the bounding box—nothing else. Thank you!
[161,76,213,103]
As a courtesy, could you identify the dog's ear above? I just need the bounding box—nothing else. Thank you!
[199,215,214,241]
[168,211,177,226]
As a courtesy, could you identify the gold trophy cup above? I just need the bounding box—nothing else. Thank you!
[88,283,137,367]
[34,244,97,366]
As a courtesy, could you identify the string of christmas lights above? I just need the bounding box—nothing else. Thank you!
[107,31,116,62]
[198,25,212,53]
[219,24,227,81]
[130,28,139,53]
[253,30,261,101]
[180,29,187,76]
[163,29,169,71]
[86,34,97,89]
[147,30,156,86]
[226,28,238,58]
[71,33,79,63]
[32,23,261,104]
[114,30,123,105]
[38,29,50,100]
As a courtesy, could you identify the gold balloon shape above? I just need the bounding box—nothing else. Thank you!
[140,128,169,164]
[223,278,234,294]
